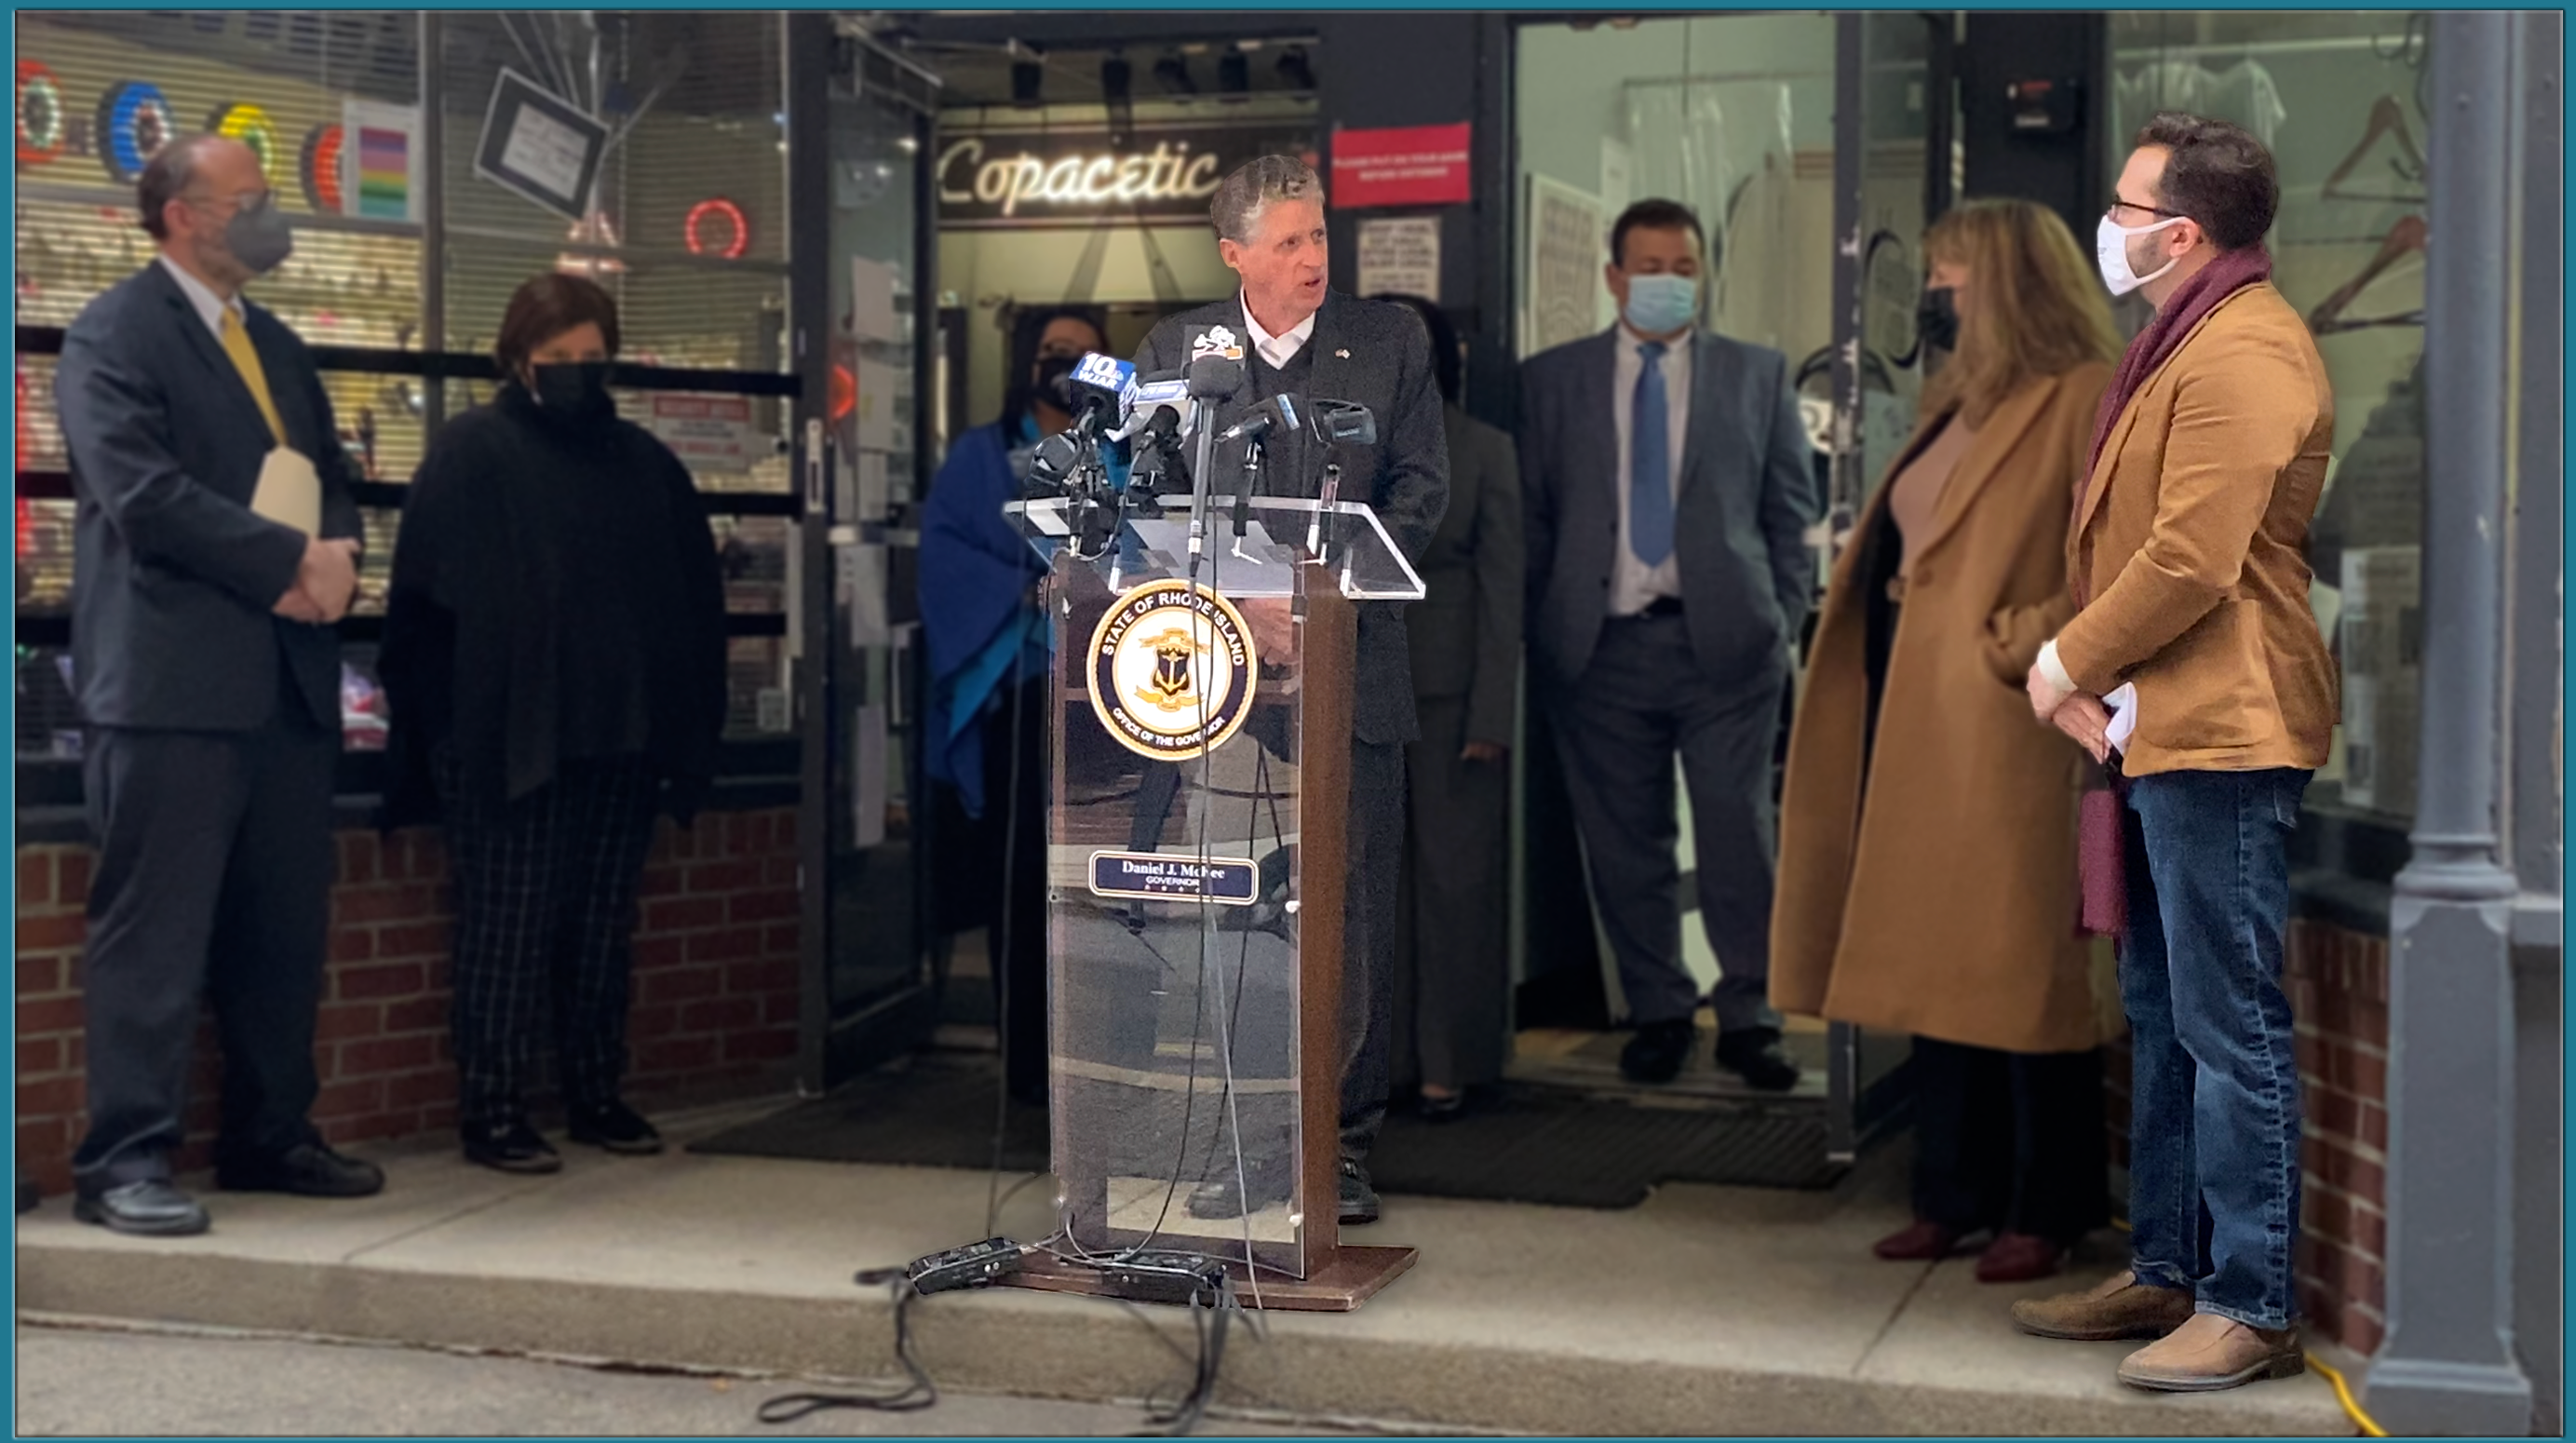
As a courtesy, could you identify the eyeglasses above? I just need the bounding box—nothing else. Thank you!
[2104,199,2188,223]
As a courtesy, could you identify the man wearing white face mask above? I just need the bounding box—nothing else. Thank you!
[2011,113,2336,1395]
[1520,198,1819,1090]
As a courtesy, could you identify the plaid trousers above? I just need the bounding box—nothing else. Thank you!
[434,749,660,1126]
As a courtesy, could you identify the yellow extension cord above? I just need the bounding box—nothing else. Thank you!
[2106,1217,2388,1436]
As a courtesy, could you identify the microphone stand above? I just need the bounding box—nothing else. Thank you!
[1306,459,1342,564]
[1231,438,1265,564]
[1185,409,1221,587]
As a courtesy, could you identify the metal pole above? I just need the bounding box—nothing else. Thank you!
[1821,11,1865,1162]
[2369,11,2534,1436]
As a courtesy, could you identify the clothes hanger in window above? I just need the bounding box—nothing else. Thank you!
[2321,95,2428,206]
[2307,212,2427,335]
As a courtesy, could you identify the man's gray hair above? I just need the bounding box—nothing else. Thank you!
[1210,155,1323,245]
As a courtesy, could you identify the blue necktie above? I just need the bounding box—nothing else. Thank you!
[1630,341,1674,568]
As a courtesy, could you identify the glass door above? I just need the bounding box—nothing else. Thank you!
[790,19,944,1091]
[1824,9,1956,1158]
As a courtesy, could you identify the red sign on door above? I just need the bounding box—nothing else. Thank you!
[1330,123,1472,209]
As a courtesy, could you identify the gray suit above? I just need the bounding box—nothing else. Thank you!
[57,261,365,1188]
[1395,406,1522,1093]
[1134,291,1449,1159]
[1519,327,1817,1032]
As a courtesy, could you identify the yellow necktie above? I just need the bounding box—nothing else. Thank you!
[218,307,288,446]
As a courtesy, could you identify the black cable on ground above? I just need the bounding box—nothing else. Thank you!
[753,1276,937,1423]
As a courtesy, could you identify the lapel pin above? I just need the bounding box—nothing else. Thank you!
[1335,348,1351,359]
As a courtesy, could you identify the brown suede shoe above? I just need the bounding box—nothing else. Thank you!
[2009,1270,2197,1342]
[1975,1232,2069,1285]
[2116,1312,2305,1392]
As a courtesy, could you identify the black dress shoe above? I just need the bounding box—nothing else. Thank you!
[218,1141,386,1197]
[566,1100,663,1156]
[1620,1018,1699,1085]
[463,1118,562,1175]
[1338,1157,1381,1226]
[1715,1028,1801,1092]
[74,1180,210,1237]
[1185,1149,1297,1221]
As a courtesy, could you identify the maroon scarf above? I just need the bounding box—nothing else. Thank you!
[2069,246,2274,940]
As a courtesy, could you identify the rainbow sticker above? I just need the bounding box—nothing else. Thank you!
[354,120,409,220]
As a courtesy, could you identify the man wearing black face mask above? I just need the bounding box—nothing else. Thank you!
[53,134,377,1234]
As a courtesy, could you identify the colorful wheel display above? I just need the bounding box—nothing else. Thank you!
[209,101,280,184]
[299,123,345,214]
[683,197,749,260]
[17,62,64,167]
[96,81,173,184]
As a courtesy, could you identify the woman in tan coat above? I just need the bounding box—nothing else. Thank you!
[1770,200,2119,1283]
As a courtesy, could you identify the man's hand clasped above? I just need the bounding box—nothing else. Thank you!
[275,537,360,627]
[2025,659,2113,766]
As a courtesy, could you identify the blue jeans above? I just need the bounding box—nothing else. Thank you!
[2120,767,2309,1330]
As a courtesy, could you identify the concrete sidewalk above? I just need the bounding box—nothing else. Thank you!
[15,1099,2353,1436]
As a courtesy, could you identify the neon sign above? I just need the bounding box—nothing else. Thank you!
[683,197,749,260]
[17,61,64,167]
[934,124,1315,230]
[97,81,172,184]
[209,102,280,184]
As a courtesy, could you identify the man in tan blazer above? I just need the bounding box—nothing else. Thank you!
[2010,114,2337,1393]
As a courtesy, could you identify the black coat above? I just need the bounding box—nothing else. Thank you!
[377,384,728,829]
[56,262,365,732]
[1132,291,1450,746]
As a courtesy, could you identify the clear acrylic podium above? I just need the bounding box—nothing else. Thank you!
[999,494,1424,1311]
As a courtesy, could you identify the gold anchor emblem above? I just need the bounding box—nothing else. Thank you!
[1135,626,1208,714]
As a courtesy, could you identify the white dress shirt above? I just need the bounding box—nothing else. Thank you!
[1611,325,1692,616]
[159,253,244,338]
[1242,293,1318,370]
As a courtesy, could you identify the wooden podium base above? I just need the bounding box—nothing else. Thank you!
[1000,1244,1418,1313]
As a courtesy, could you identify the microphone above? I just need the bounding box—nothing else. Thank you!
[1066,352,1133,435]
[1219,392,1303,445]
[1306,398,1378,447]
[1126,403,1189,501]
[1026,431,1085,494]
[1181,328,1247,576]
[1106,372,1190,440]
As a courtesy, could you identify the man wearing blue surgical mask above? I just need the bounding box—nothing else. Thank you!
[1519,198,1820,1092]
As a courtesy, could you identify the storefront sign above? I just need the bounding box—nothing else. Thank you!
[1355,216,1441,303]
[648,394,757,469]
[937,124,1314,229]
[1330,122,1472,209]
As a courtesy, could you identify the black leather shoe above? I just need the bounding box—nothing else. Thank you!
[1620,1018,1698,1085]
[217,1141,386,1197]
[1338,1157,1381,1226]
[566,1100,663,1156]
[74,1180,210,1236]
[1185,1149,1296,1221]
[1715,1028,1801,1092]
[463,1118,562,1175]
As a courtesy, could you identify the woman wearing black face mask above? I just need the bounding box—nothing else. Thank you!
[379,274,727,1174]
[920,305,1108,1107]
[1773,200,2124,1282]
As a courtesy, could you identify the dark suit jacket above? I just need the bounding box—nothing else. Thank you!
[1133,291,1450,747]
[1407,405,1523,749]
[1519,327,1819,688]
[56,261,364,733]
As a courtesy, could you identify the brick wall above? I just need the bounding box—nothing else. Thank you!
[16,807,802,1195]
[2103,918,2390,1355]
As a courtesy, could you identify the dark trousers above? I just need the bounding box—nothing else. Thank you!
[1549,614,1785,1033]
[1393,695,1511,1095]
[2122,767,2309,1329]
[435,752,660,1126]
[1910,1035,2111,1242]
[1340,739,1405,1161]
[74,692,338,1189]
[982,678,1049,1099]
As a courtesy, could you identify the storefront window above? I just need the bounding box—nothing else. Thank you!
[13,10,802,767]
[2111,12,2432,825]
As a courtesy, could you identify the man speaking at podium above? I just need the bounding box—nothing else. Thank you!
[1130,155,1450,1226]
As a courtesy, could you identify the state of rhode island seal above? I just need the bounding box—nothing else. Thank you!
[1087,580,1260,762]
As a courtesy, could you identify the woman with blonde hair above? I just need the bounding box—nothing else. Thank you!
[1770,199,2121,1283]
